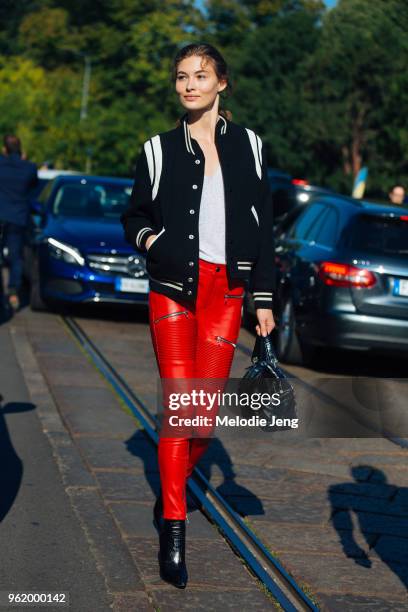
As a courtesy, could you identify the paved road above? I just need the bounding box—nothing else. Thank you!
[70,303,408,611]
[3,301,408,611]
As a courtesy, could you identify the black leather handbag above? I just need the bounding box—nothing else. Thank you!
[238,332,297,431]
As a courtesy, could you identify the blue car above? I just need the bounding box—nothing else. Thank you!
[26,175,148,310]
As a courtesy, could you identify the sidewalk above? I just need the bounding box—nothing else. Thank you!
[6,304,408,611]
[0,324,114,611]
[9,308,275,611]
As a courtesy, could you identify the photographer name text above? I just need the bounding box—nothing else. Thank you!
[167,415,299,429]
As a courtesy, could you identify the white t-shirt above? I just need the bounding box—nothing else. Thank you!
[198,165,226,264]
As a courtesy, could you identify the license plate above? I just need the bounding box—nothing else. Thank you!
[394,279,408,297]
[115,278,149,293]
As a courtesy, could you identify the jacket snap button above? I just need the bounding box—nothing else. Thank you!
[189,234,194,239]
[192,184,198,189]
[187,290,192,295]
[195,159,200,164]
[187,277,193,282]
[189,209,195,214]
[188,261,194,266]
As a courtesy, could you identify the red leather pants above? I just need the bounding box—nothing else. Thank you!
[149,258,245,519]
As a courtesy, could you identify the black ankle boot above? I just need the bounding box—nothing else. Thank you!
[159,519,188,588]
[153,493,164,533]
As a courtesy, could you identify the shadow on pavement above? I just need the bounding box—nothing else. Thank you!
[197,437,265,516]
[125,430,160,497]
[329,465,408,590]
[124,430,264,517]
[0,399,36,522]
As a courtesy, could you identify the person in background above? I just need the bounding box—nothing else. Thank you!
[0,135,38,310]
[388,184,406,206]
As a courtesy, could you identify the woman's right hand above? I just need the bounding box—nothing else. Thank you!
[145,234,157,251]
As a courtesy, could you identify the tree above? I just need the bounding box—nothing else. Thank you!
[19,7,71,68]
[0,0,406,191]
[230,3,322,175]
[302,0,408,192]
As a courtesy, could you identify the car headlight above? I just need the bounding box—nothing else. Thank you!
[297,193,310,203]
[47,237,85,266]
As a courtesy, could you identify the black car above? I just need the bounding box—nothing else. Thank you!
[246,195,408,364]
[268,168,335,221]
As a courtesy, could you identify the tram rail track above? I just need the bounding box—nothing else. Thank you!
[62,315,318,612]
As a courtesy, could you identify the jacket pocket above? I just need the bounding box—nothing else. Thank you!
[147,226,166,256]
[149,274,184,292]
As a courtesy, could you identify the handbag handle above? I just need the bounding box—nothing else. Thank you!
[251,332,278,367]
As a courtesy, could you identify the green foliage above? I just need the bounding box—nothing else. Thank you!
[302,0,408,192]
[231,5,321,176]
[19,8,71,67]
[0,0,406,197]
[0,55,88,168]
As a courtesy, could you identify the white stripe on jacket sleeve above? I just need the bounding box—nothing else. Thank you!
[150,135,162,200]
[144,136,162,201]
[245,128,262,180]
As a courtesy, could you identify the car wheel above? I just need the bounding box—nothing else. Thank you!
[275,296,303,364]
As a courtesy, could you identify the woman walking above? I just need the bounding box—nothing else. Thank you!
[121,43,276,588]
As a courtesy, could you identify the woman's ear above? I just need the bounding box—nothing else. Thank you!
[218,78,228,94]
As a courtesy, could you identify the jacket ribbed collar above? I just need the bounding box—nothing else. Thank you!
[180,113,228,155]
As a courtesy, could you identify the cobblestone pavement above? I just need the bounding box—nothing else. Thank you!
[11,308,276,612]
[11,305,408,611]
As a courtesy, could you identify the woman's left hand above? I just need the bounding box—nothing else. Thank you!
[255,308,276,337]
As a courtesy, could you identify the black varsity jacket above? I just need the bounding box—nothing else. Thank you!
[120,113,275,309]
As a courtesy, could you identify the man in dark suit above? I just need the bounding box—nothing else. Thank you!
[0,135,38,310]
